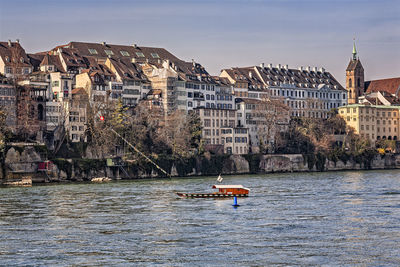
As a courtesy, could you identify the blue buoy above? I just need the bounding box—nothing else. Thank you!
[232,196,240,208]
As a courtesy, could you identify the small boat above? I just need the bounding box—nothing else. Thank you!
[177,185,250,198]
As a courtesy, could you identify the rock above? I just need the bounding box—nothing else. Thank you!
[170,164,178,177]
[21,146,41,162]
[5,148,20,164]
[59,170,68,180]
[231,155,249,174]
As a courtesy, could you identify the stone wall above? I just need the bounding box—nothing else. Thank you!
[2,146,400,184]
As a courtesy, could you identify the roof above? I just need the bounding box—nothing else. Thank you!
[106,57,147,82]
[364,77,400,96]
[28,53,45,70]
[346,58,364,71]
[39,54,65,72]
[222,65,345,91]
[71,87,87,95]
[55,41,214,79]
[0,41,32,67]
[212,185,250,190]
[61,41,181,64]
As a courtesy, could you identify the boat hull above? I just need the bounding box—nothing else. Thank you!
[177,192,248,198]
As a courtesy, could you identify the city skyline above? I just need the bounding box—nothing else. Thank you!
[1,0,399,85]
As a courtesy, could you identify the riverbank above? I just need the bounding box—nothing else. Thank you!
[1,145,400,184]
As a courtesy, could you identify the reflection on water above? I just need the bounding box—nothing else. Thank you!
[1,170,400,266]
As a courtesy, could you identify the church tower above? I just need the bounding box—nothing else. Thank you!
[346,41,364,104]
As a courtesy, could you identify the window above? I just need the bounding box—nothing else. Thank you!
[88,48,98,55]
[120,51,130,56]
[135,52,145,57]
[104,50,114,56]
[150,53,160,58]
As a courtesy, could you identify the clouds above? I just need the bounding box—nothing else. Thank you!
[0,0,399,84]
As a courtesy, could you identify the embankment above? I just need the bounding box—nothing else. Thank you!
[1,146,400,184]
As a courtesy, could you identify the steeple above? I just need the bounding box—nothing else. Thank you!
[346,39,364,104]
[352,40,357,60]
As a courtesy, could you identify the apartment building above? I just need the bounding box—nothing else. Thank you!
[221,64,347,118]
[105,57,151,106]
[195,107,249,154]
[339,104,400,144]
[0,78,16,130]
[0,40,33,78]
[64,88,88,142]
[235,98,290,153]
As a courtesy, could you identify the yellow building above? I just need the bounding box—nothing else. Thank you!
[339,104,400,143]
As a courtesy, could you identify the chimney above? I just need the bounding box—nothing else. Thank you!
[102,41,106,46]
[298,66,303,71]
[284,64,288,70]
[131,58,136,63]
[132,43,137,48]
[268,63,273,68]
[307,66,311,72]
[313,67,318,72]
[16,39,20,44]
[8,40,11,47]
[277,64,281,69]
[319,67,325,73]
[249,72,253,79]
[260,63,265,68]
[192,59,195,67]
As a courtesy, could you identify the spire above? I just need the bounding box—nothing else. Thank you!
[352,39,357,60]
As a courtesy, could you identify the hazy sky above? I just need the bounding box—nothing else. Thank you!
[1,0,399,85]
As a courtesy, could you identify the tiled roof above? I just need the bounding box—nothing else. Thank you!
[58,47,87,68]
[39,54,65,72]
[61,41,181,65]
[56,41,213,80]
[222,65,344,91]
[107,57,147,82]
[28,53,45,70]
[212,76,231,87]
[364,77,400,96]
[0,41,32,67]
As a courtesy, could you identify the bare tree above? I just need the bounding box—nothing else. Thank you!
[253,97,291,153]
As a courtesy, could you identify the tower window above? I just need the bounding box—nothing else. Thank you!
[357,78,360,87]
[349,78,352,88]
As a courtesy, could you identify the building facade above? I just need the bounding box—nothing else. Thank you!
[339,104,400,144]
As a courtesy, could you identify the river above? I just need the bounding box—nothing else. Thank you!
[1,170,400,266]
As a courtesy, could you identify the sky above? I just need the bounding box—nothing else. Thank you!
[0,0,399,85]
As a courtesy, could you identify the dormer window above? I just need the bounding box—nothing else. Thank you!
[150,53,160,58]
[5,56,10,62]
[120,51,130,56]
[135,52,145,58]
[104,50,114,56]
[88,48,98,55]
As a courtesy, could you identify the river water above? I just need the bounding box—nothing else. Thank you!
[1,170,400,266]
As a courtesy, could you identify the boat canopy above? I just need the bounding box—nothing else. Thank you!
[212,185,250,191]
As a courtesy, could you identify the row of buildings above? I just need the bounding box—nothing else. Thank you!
[0,39,399,153]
